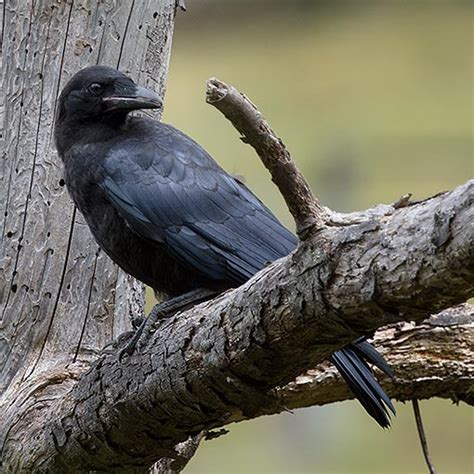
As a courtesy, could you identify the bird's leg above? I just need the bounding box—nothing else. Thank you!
[119,288,218,360]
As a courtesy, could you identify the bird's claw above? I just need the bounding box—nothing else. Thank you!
[117,289,216,362]
[118,323,147,361]
[118,342,135,362]
[117,304,166,362]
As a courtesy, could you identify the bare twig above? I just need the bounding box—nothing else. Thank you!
[412,400,437,474]
[151,433,205,474]
[206,77,327,239]
[175,0,187,12]
[393,193,413,209]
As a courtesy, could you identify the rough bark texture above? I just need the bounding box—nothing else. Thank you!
[1,176,472,471]
[1,3,473,472]
[280,304,474,409]
[0,0,176,470]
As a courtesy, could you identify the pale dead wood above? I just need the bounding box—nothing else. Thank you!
[206,78,327,238]
[1,177,471,471]
[279,304,474,409]
[0,0,177,471]
[1,11,473,474]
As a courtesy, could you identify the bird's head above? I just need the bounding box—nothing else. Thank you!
[55,66,162,125]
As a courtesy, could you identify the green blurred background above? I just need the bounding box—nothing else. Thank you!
[159,1,473,472]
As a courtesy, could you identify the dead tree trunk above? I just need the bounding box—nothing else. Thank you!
[0,0,176,468]
[1,2,473,473]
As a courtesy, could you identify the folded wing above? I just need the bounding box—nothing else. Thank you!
[100,122,298,285]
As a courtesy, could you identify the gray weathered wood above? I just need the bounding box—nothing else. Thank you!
[1,176,472,471]
[206,78,328,238]
[1,2,473,472]
[0,0,176,469]
[279,304,474,408]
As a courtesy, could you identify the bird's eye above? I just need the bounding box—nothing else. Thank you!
[87,83,103,95]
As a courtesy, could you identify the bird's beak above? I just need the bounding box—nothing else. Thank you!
[102,85,162,112]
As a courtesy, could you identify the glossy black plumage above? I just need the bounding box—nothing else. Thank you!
[55,66,395,427]
[101,121,297,286]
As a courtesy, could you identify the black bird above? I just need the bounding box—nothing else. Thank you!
[55,66,395,427]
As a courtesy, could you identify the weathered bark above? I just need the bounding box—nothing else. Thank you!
[1,3,473,473]
[1,175,472,471]
[0,0,177,470]
[154,304,474,474]
[279,304,474,409]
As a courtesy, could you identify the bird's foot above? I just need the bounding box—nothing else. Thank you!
[131,315,145,330]
[118,303,168,361]
[118,288,218,362]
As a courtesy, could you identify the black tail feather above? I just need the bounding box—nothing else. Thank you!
[352,337,394,378]
[330,340,395,428]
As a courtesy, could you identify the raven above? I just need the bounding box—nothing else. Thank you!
[55,66,395,427]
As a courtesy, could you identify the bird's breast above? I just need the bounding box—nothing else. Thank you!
[63,160,218,296]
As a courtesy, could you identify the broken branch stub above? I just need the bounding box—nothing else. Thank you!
[206,77,327,239]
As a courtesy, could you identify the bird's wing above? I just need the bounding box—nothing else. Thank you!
[100,122,298,285]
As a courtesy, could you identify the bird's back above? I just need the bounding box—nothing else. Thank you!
[62,117,298,296]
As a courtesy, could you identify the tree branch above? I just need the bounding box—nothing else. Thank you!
[1,77,473,472]
[2,178,472,471]
[154,303,474,473]
[206,78,327,238]
[278,304,474,409]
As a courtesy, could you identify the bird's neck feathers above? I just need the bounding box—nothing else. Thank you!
[54,111,130,158]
